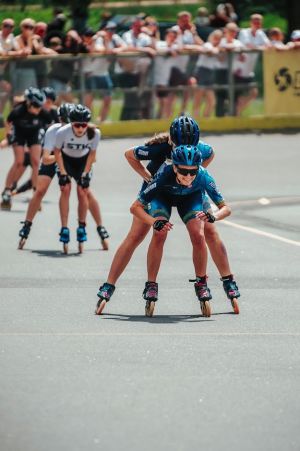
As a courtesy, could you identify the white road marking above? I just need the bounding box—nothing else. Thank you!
[0,332,299,337]
[222,220,300,247]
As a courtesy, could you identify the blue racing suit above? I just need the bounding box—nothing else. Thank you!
[137,165,225,224]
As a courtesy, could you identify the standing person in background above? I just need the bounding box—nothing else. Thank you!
[215,22,243,117]
[268,28,288,50]
[0,19,19,127]
[235,14,270,116]
[193,29,223,118]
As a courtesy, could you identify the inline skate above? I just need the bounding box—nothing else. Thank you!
[18,220,32,249]
[143,281,158,317]
[59,227,70,254]
[95,282,115,315]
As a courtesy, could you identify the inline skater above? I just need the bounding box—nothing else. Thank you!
[18,103,109,251]
[130,144,231,317]
[53,104,106,253]
[1,87,52,210]
[95,116,240,315]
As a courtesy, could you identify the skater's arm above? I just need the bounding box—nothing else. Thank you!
[197,202,231,223]
[54,147,67,175]
[201,153,214,168]
[125,148,152,183]
[83,149,96,174]
[130,200,173,231]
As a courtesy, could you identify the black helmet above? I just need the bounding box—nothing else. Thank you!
[57,103,74,123]
[24,87,45,107]
[172,145,202,167]
[42,86,57,102]
[170,116,200,146]
[69,104,91,123]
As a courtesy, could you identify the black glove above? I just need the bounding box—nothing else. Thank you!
[79,173,90,189]
[7,134,14,145]
[153,219,169,231]
[58,174,71,186]
[204,212,216,223]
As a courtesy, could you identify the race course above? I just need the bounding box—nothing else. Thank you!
[1,133,299,451]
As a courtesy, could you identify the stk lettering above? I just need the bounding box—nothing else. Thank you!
[67,143,91,151]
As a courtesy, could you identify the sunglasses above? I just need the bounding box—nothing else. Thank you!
[3,23,14,29]
[176,166,198,176]
[23,24,34,30]
[29,102,42,108]
[73,123,88,129]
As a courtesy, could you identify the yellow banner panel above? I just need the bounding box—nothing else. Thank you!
[264,50,300,115]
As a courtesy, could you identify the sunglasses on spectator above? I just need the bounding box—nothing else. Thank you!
[23,24,34,30]
[176,167,198,176]
[73,123,88,129]
[3,23,14,29]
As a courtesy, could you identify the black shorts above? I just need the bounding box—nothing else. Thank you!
[62,153,89,183]
[169,67,189,87]
[38,162,57,179]
[13,128,42,147]
[195,67,214,87]
[234,75,256,96]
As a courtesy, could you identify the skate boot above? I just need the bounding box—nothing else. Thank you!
[95,282,115,315]
[59,227,70,254]
[221,276,240,314]
[143,281,158,317]
[192,277,212,317]
[1,189,12,210]
[77,222,87,254]
[97,225,109,250]
[18,220,32,249]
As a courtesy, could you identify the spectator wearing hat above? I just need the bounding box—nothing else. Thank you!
[287,30,300,49]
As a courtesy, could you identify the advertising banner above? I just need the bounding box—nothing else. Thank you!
[264,50,300,115]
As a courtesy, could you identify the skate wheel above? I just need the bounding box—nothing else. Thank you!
[18,238,26,250]
[95,299,106,315]
[200,300,211,317]
[231,298,240,314]
[145,300,155,317]
[101,239,109,251]
[63,243,68,254]
[78,242,84,254]
[1,201,11,211]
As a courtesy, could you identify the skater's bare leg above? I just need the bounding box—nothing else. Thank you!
[26,176,52,222]
[59,183,71,228]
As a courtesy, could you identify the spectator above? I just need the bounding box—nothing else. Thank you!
[82,23,126,122]
[209,4,231,28]
[117,18,156,120]
[287,30,300,49]
[48,30,81,103]
[215,22,243,117]
[142,16,160,43]
[45,9,67,43]
[193,29,223,118]
[194,7,214,42]
[235,14,270,116]
[268,27,288,50]
[98,11,114,31]
[224,3,238,23]
[0,19,18,126]
[154,28,181,118]
[168,12,203,115]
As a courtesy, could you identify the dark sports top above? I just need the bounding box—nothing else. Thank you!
[7,102,53,134]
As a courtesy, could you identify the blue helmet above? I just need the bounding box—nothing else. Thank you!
[170,116,200,146]
[172,145,202,167]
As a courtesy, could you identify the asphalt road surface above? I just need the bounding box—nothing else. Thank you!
[1,133,299,451]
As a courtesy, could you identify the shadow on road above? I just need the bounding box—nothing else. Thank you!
[101,313,214,323]
[30,249,81,258]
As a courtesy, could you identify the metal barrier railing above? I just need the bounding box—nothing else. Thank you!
[0,49,263,120]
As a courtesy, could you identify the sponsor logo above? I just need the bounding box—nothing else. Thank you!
[138,150,149,156]
[144,182,157,194]
[274,67,292,92]
[66,143,91,151]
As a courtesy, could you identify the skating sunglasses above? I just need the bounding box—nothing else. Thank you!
[73,123,88,129]
[29,102,42,108]
[176,166,198,176]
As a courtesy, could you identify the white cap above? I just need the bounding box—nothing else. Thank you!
[291,30,300,40]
